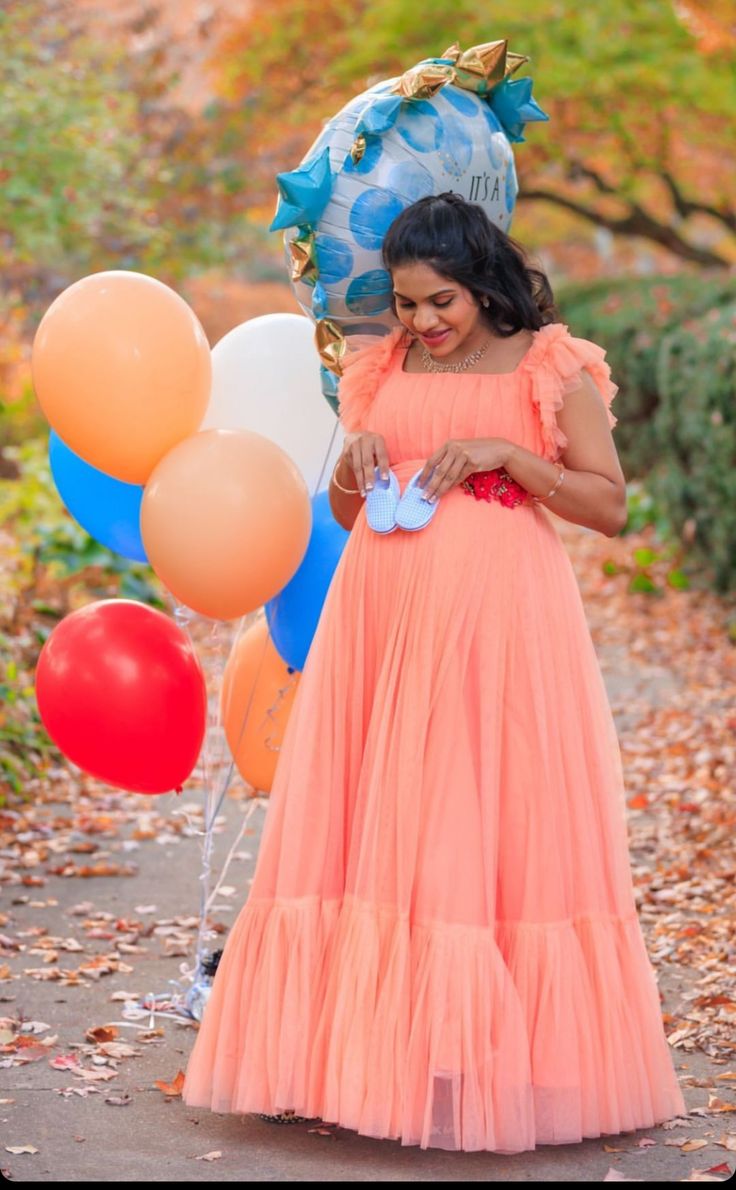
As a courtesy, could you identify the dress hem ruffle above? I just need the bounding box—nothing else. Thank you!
[183,893,685,1153]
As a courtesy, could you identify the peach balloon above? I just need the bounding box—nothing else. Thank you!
[222,617,300,794]
[31,271,211,484]
[141,429,312,621]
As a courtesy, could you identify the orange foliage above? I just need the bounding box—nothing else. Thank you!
[675,1,736,55]
[0,301,32,405]
[179,274,301,347]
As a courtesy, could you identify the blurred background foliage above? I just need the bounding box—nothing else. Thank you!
[0,0,735,793]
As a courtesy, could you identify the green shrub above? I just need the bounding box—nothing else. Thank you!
[648,303,736,593]
[556,273,736,478]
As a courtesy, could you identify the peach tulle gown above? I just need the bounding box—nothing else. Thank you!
[183,323,685,1152]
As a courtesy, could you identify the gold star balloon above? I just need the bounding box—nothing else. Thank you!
[390,61,456,101]
[315,318,347,375]
[288,230,317,285]
[441,40,529,96]
[349,133,367,165]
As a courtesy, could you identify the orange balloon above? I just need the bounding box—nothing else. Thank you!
[141,429,312,621]
[31,271,211,484]
[221,618,300,793]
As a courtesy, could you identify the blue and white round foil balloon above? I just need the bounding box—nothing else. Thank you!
[269,41,548,406]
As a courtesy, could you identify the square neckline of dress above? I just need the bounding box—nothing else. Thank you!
[399,329,540,378]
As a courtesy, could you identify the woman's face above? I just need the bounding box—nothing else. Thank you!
[391,261,485,358]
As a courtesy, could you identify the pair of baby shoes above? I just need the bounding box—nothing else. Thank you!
[365,468,438,535]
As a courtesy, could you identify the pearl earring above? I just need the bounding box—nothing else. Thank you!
[481,296,490,308]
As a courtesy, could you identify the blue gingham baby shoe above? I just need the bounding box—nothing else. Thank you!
[364,467,400,534]
[395,469,439,532]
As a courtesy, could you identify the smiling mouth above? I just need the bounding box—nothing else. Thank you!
[420,329,450,344]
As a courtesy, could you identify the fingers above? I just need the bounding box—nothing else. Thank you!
[348,434,389,495]
[421,449,470,502]
[360,438,378,494]
[347,442,367,496]
[374,440,390,481]
[416,447,444,490]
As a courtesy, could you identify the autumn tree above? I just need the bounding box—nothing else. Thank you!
[0,0,265,405]
[0,0,261,298]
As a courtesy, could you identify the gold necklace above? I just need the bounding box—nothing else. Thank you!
[419,337,491,373]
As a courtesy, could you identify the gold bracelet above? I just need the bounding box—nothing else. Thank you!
[330,460,362,495]
[531,461,565,504]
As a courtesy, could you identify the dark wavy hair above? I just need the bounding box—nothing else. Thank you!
[381,192,558,335]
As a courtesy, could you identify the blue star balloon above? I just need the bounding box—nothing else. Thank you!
[489,77,549,144]
[270,147,334,232]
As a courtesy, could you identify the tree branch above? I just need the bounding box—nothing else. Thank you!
[568,162,619,195]
[520,188,730,268]
[660,170,736,234]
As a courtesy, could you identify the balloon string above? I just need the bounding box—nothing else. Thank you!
[312,418,340,497]
[204,794,262,911]
[190,610,271,975]
[262,671,298,753]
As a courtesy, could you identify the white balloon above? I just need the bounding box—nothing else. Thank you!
[200,313,344,494]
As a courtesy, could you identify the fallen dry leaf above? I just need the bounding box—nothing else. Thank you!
[72,1067,118,1082]
[5,1145,38,1155]
[104,1095,132,1107]
[2,1039,47,1064]
[681,1173,727,1183]
[708,1096,736,1114]
[195,1151,222,1161]
[97,1042,138,1060]
[682,1139,711,1152]
[163,938,190,957]
[85,1025,118,1044]
[47,861,137,878]
[49,1055,81,1070]
[154,1070,186,1096]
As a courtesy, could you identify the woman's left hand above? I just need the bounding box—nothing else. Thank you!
[417,438,513,502]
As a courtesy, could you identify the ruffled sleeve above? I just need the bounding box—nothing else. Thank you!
[521,322,619,462]
[337,327,406,433]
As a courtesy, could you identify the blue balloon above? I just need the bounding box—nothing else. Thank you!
[48,431,148,562]
[279,70,546,359]
[265,491,350,671]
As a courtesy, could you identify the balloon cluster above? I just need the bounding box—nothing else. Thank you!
[270,39,548,408]
[32,272,351,796]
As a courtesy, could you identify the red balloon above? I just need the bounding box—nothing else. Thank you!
[35,599,207,794]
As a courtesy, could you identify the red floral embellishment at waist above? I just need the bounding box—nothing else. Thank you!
[462,469,529,508]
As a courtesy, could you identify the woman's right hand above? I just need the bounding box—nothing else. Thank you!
[337,431,391,497]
